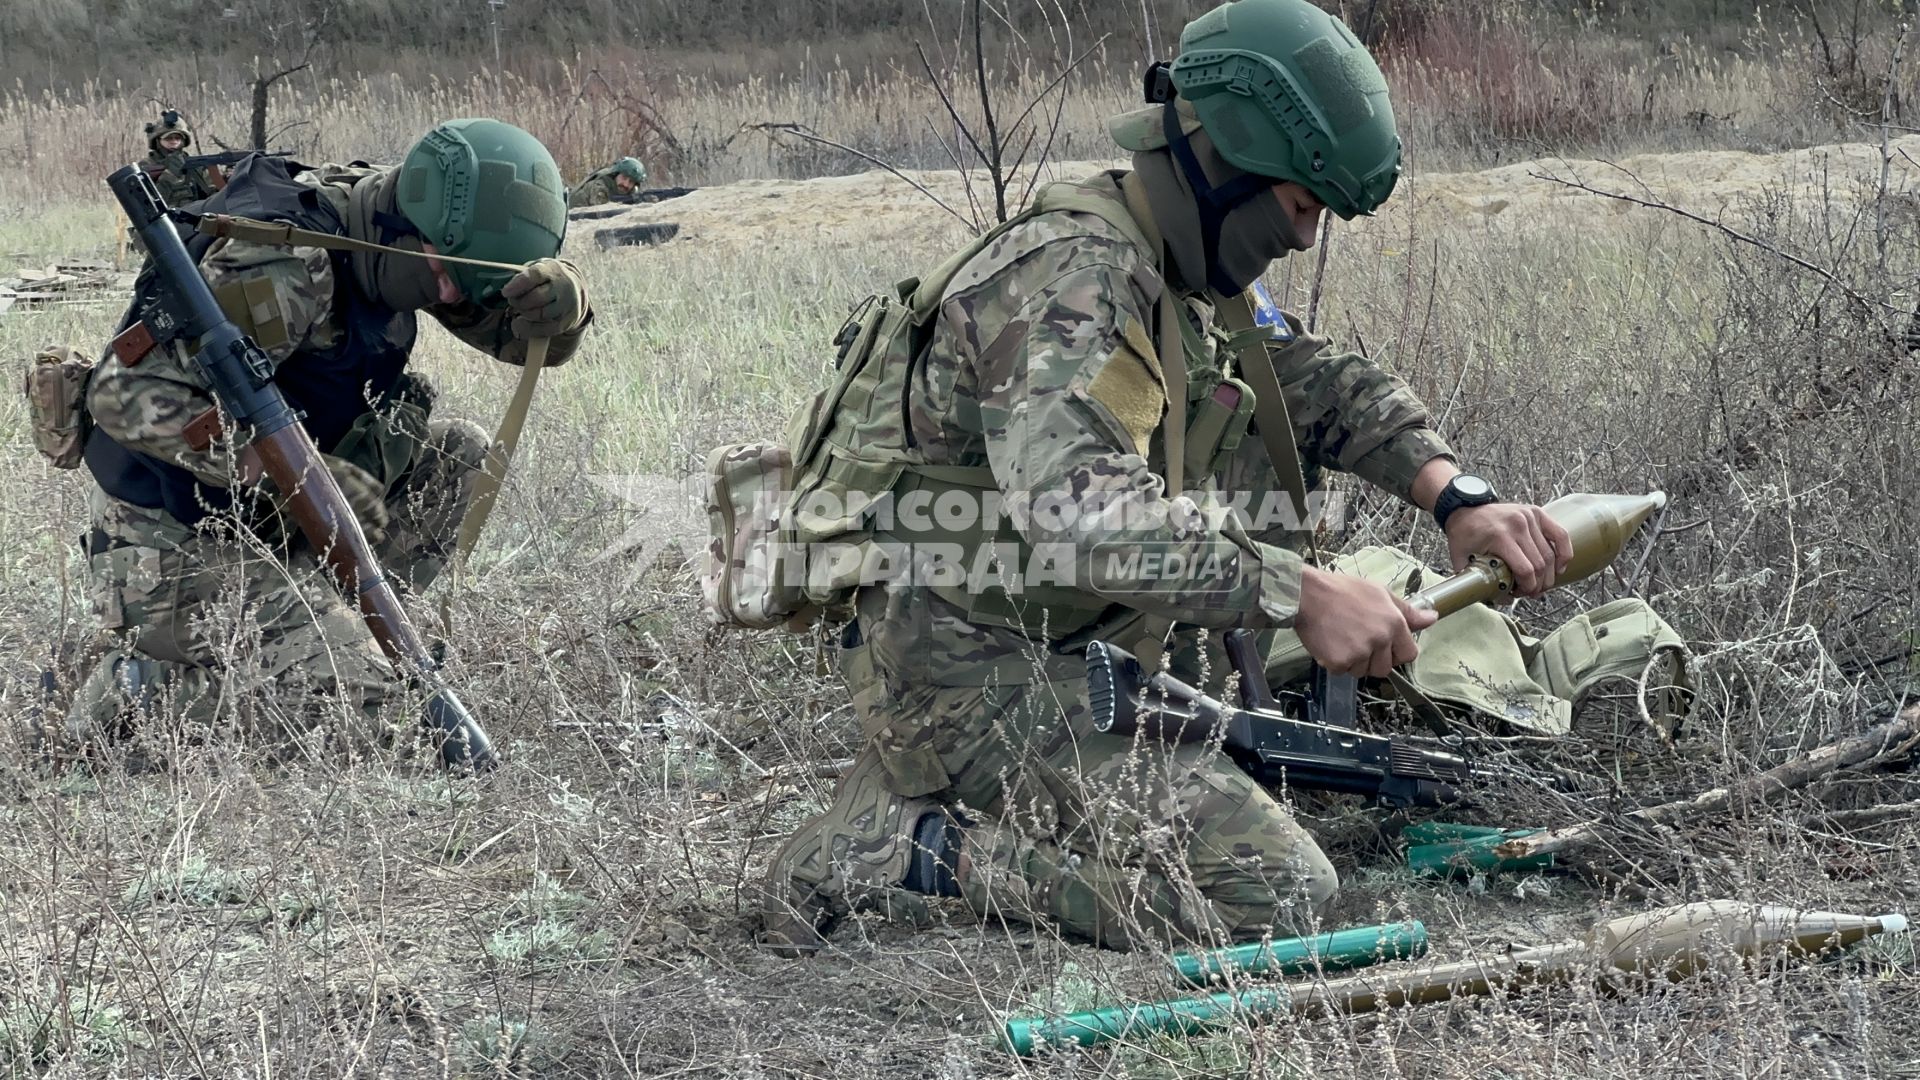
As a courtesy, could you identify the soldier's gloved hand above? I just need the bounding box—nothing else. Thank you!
[1294,567,1437,679]
[500,258,589,340]
[274,454,390,547]
[254,453,391,549]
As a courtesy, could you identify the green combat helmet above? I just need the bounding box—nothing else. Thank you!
[145,110,194,155]
[1169,0,1400,219]
[612,156,647,188]
[393,118,569,306]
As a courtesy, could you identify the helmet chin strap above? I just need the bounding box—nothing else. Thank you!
[1163,100,1273,297]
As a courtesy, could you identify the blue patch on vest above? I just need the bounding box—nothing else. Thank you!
[1250,281,1294,343]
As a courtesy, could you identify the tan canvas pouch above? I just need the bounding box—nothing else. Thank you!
[25,345,96,469]
[1529,597,1693,737]
[701,441,818,630]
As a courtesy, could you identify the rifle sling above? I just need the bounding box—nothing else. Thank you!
[189,212,528,273]
[454,336,550,569]
[1214,289,1318,564]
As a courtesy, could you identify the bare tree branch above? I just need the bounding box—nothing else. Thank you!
[971,0,1008,223]
[1531,168,1899,320]
[737,122,971,231]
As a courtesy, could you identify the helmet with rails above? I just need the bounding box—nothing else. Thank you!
[612,156,647,186]
[145,109,194,154]
[393,118,570,307]
[1169,0,1401,219]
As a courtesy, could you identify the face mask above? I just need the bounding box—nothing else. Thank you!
[347,169,445,312]
[1133,101,1311,296]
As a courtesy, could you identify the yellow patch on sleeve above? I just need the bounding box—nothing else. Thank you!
[1085,314,1167,455]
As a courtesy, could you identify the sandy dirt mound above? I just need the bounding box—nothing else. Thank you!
[578,133,1920,254]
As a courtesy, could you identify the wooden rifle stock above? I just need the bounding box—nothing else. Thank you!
[242,406,497,770]
[251,427,424,661]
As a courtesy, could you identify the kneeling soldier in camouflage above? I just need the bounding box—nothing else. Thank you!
[68,119,594,748]
[758,0,1577,953]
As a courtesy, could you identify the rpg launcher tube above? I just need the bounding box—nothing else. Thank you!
[1001,988,1290,1057]
[1285,901,1910,1018]
[1170,922,1428,987]
[1410,491,1666,618]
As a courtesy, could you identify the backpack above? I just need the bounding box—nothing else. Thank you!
[701,180,1159,631]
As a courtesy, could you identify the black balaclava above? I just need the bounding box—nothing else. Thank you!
[1131,101,1309,296]
[346,167,445,312]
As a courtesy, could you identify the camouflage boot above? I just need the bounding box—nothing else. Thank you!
[758,748,963,956]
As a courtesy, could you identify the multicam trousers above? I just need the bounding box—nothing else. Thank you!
[844,586,1337,952]
[67,417,489,743]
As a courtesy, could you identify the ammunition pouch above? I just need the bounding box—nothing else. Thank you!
[329,376,434,495]
[1529,597,1693,738]
[25,345,97,469]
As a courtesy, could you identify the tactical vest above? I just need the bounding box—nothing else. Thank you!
[779,172,1293,641]
[145,151,216,208]
[85,155,417,527]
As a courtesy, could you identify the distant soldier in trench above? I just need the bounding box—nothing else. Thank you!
[141,111,221,207]
[569,156,648,208]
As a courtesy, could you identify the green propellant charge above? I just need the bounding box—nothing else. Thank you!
[1170,921,1428,986]
[1402,822,1556,877]
[1001,988,1291,1056]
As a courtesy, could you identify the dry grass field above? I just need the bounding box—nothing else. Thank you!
[0,6,1917,1077]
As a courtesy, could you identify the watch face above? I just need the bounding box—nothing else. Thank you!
[1452,474,1494,499]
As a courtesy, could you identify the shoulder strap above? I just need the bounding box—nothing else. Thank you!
[907,178,1162,322]
[906,202,1049,320]
[1033,180,1157,259]
[1215,290,1317,562]
[1111,176,1185,501]
[188,211,527,275]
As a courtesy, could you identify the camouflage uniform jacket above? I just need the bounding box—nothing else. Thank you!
[88,161,592,532]
[859,171,1451,687]
[143,149,219,207]
[567,170,617,209]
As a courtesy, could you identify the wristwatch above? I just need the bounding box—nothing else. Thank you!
[1432,473,1499,531]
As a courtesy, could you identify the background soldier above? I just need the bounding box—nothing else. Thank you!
[759,0,1584,954]
[568,155,647,208]
[141,110,220,206]
[71,118,594,749]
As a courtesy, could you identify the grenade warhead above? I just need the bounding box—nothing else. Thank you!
[1288,900,1907,1017]
[1410,491,1667,618]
